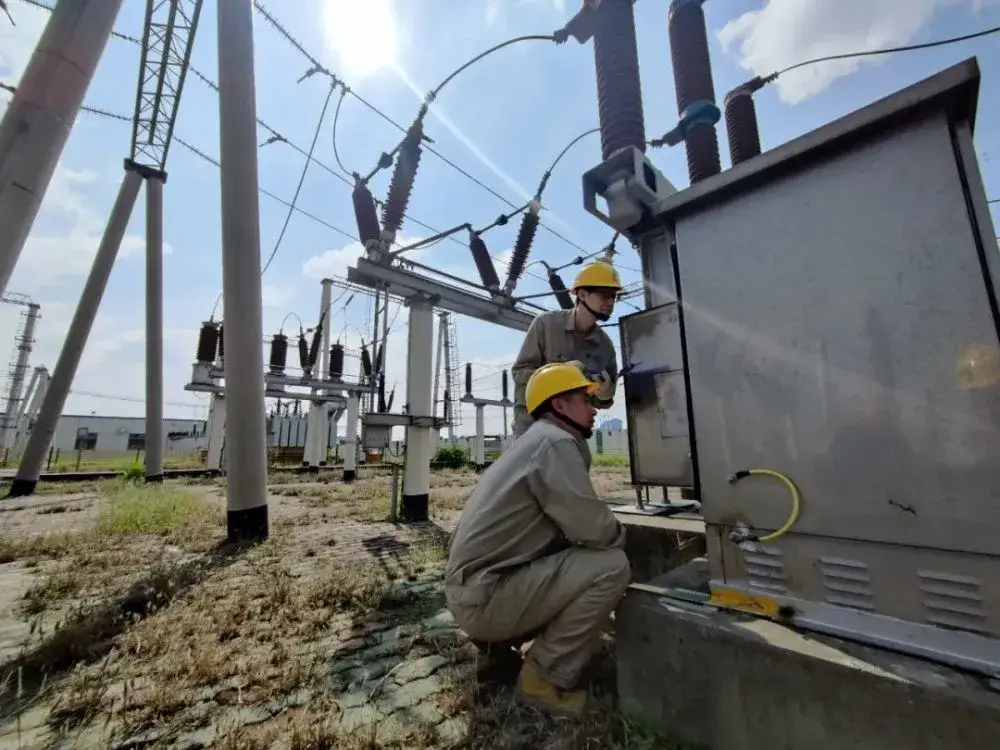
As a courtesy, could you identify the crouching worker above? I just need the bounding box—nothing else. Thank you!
[444,362,630,716]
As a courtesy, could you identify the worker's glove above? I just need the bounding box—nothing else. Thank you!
[592,370,615,403]
[566,359,586,373]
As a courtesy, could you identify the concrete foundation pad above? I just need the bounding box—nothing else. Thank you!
[616,514,705,584]
[616,560,1000,749]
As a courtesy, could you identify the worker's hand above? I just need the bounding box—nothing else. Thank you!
[592,370,615,403]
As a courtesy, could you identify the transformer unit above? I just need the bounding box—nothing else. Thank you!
[617,59,1000,676]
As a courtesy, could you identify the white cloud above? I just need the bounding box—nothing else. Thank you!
[484,0,566,27]
[0,2,46,82]
[716,0,995,104]
[301,234,427,281]
[7,166,174,290]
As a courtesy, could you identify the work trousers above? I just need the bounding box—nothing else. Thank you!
[446,547,630,690]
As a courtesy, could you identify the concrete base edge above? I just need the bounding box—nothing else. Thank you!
[227,504,269,543]
[401,493,429,522]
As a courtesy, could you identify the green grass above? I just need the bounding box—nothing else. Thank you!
[97,485,212,537]
[591,452,630,468]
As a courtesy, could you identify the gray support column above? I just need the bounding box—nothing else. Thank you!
[206,392,226,472]
[0,0,125,297]
[217,0,269,541]
[442,313,455,442]
[401,300,434,521]
[343,392,358,482]
[432,312,444,422]
[475,404,486,471]
[0,303,39,454]
[318,279,333,465]
[145,173,166,482]
[13,367,47,457]
[9,167,143,497]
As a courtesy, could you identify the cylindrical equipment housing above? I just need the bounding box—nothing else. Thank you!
[269,333,288,374]
[217,323,225,360]
[725,86,762,166]
[196,321,219,363]
[361,344,373,378]
[593,0,646,160]
[668,0,722,182]
[297,334,309,370]
[329,343,345,379]
[465,363,472,396]
[502,370,509,401]
[549,271,575,310]
[352,183,381,245]
[470,235,501,291]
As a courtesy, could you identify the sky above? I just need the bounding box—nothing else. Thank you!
[0,0,999,440]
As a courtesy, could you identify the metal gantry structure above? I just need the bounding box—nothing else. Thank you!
[0,291,40,458]
[7,0,207,500]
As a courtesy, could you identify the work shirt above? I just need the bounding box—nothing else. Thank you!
[445,418,626,604]
[510,309,618,437]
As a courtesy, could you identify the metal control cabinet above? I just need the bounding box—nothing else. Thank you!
[619,303,693,487]
[621,59,1000,675]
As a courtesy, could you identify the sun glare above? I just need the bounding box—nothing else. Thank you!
[321,0,399,80]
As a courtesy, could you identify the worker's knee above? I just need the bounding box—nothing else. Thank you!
[587,548,630,596]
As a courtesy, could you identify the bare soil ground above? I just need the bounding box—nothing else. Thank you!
[0,465,681,749]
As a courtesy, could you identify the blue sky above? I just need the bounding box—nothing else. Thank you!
[1,0,999,437]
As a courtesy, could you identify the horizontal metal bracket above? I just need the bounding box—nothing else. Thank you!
[461,396,513,408]
[362,412,448,429]
[347,257,535,331]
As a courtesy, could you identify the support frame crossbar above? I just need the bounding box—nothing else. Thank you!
[347,259,535,332]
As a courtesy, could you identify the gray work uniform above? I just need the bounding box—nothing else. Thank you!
[510,309,618,439]
[444,418,630,690]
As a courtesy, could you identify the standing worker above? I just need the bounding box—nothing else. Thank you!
[511,260,621,443]
[445,362,630,716]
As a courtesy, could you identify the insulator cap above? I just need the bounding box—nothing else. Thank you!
[361,344,373,378]
[269,333,288,374]
[329,343,345,379]
[593,0,646,160]
[470,235,501,291]
[297,334,309,370]
[196,322,219,364]
[352,183,381,245]
[465,363,472,396]
[506,211,539,287]
[549,271,575,310]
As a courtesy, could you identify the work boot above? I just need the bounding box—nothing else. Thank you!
[515,661,588,717]
[471,639,523,684]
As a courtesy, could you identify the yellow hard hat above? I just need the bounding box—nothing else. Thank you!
[956,343,1000,390]
[571,261,622,292]
[526,362,598,415]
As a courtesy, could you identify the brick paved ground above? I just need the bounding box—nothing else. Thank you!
[0,467,637,749]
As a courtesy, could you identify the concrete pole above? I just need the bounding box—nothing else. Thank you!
[475,404,485,470]
[0,302,39,454]
[305,279,332,467]
[217,0,269,541]
[9,167,143,497]
[206,393,226,472]
[442,313,455,443]
[343,391,358,482]
[401,300,434,521]
[145,174,166,482]
[0,0,125,297]
[13,367,47,457]
[432,312,444,421]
